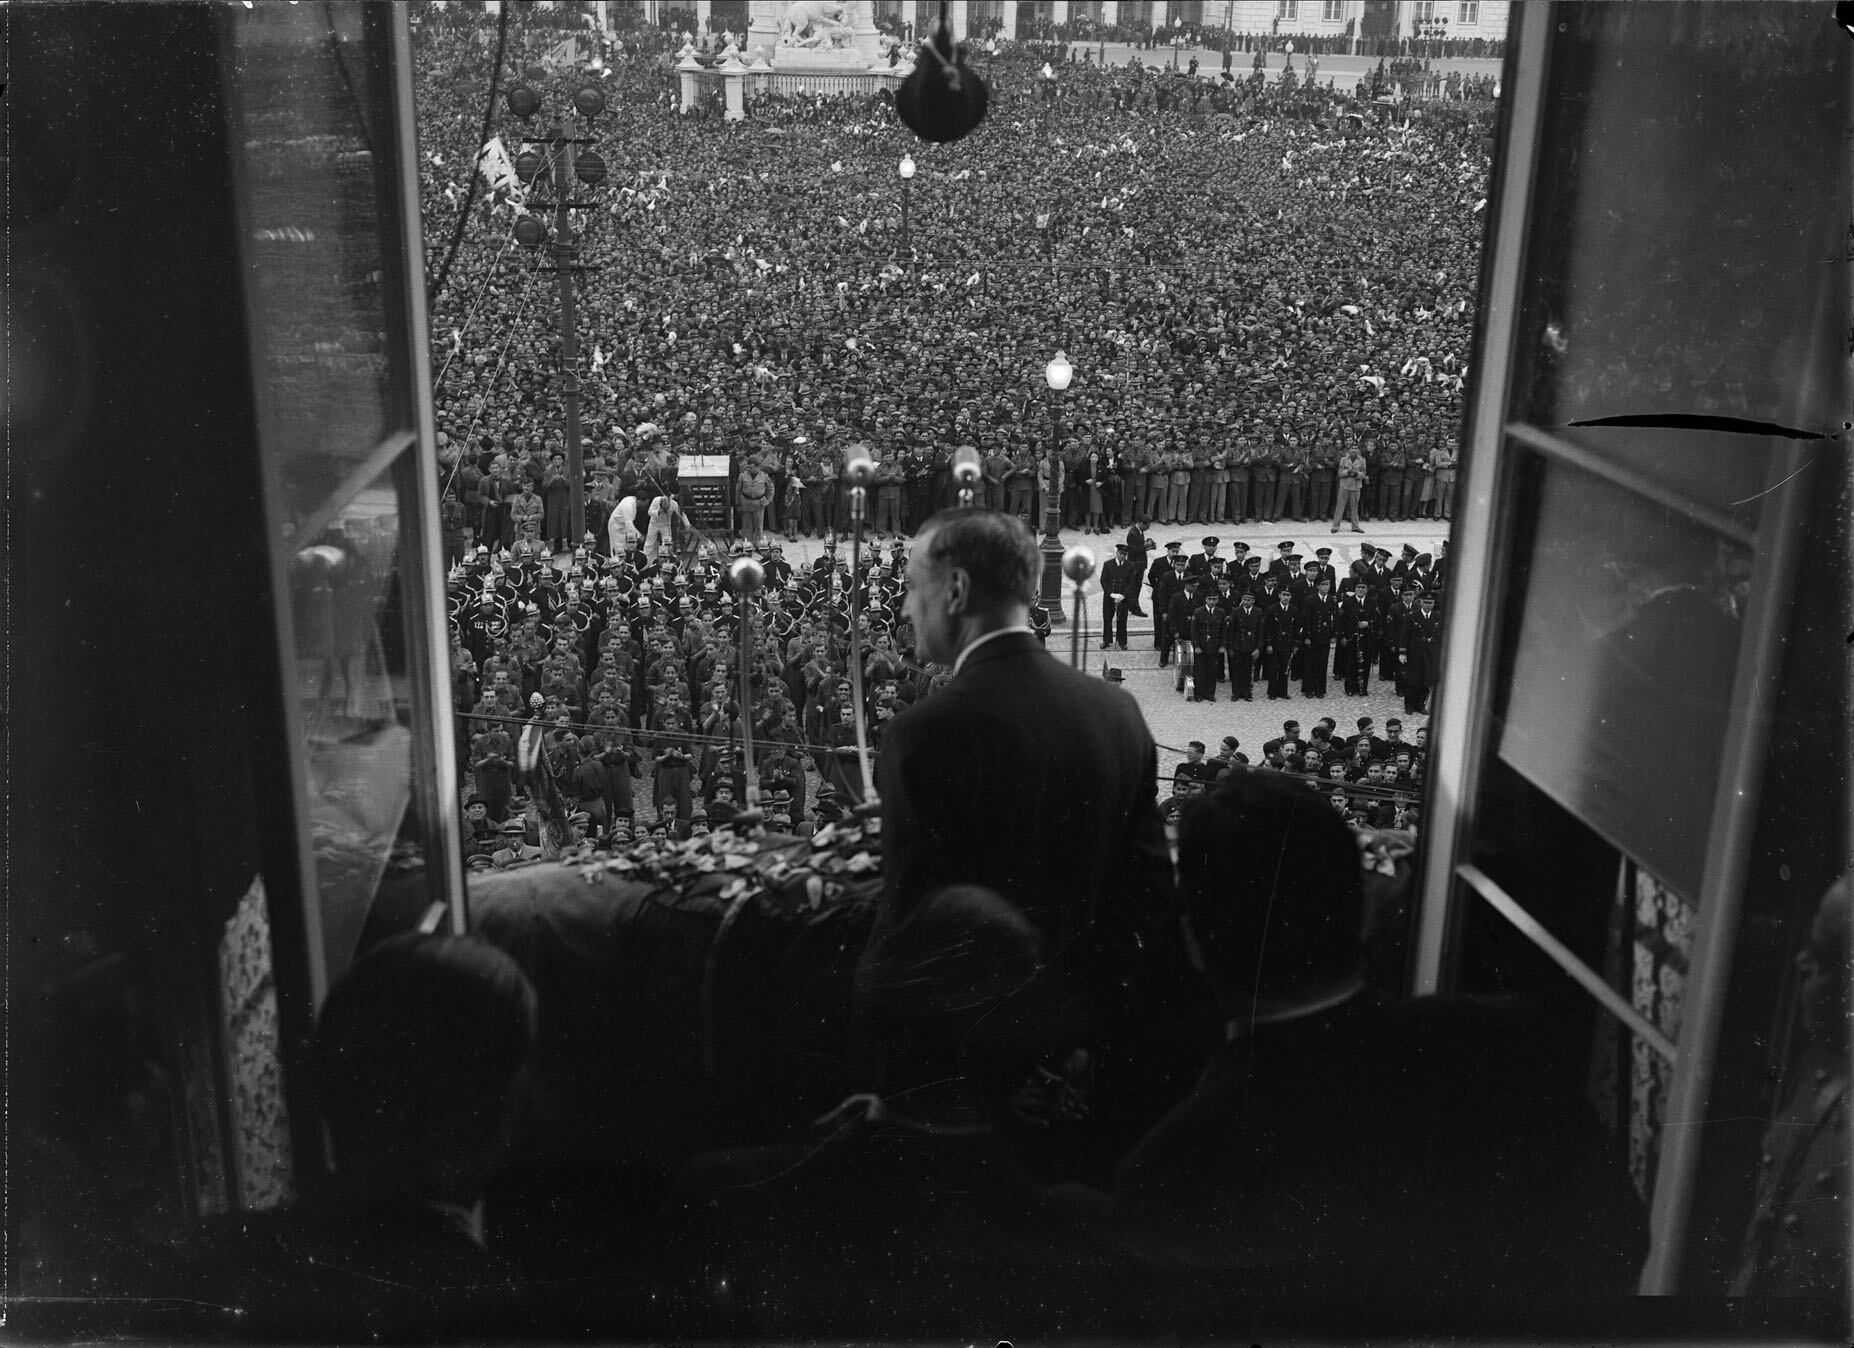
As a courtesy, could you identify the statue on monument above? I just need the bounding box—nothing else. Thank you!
[779,0,856,49]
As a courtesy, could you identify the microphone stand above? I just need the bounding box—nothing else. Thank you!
[842,455,879,815]
[726,557,766,826]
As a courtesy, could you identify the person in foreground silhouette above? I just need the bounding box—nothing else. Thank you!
[182,933,539,1337]
[1109,769,1647,1316]
[673,886,1130,1333]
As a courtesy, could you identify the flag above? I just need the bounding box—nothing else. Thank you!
[476,135,525,209]
[541,33,585,72]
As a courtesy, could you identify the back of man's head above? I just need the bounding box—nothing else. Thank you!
[310,934,538,1198]
[862,885,1066,1103]
[916,509,1040,615]
[1177,769,1365,1008]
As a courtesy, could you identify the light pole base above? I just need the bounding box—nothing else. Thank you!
[1039,527,1067,625]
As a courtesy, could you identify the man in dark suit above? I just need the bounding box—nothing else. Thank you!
[1261,586,1300,700]
[1123,518,1151,616]
[1167,576,1199,693]
[1098,543,1135,651]
[869,509,1181,1078]
[1110,771,1647,1311]
[1186,535,1222,578]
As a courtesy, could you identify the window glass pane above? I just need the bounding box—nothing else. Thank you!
[1514,3,1847,429]
[1495,452,1751,902]
[289,461,430,985]
[1540,424,1780,524]
[234,1,411,529]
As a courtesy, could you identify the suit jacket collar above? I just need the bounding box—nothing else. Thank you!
[952,627,1040,676]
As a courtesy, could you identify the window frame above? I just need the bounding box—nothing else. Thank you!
[1410,0,1843,1296]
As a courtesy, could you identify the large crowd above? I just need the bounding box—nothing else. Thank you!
[416,6,1487,858]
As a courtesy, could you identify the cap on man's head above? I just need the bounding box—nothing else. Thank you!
[1202,537,1220,549]
[1402,544,1418,557]
[1166,540,1183,551]
[1277,540,1294,552]
[1115,543,1128,553]
[1315,547,1332,559]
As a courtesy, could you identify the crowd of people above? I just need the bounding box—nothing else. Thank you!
[416,5,1482,862]
[419,9,1491,549]
[448,515,1443,862]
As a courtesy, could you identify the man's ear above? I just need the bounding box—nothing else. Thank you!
[945,567,970,614]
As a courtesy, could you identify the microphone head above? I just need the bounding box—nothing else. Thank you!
[896,25,990,144]
[1061,546,1096,583]
[844,449,877,489]
[950,445,982,489]
[727,557,766,595]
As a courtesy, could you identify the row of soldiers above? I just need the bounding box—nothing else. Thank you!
[448,529,942,844]
[775,428,1454,538]
[1144,536,1446,712]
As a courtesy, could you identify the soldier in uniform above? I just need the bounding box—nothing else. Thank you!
[1151,540,1185,660]
[1228,438,1255,524]
[1189,588,1226,702]
[1308,434,1337,524]
[1187,536,1222,579]
[1225,588,1263,701]
[1260,581,1301,701]
[1299,575,1337,698]
[1398,588,1442,714]
[1375,436,1406,521]
[1169,576,1200,695]
[1336,575,1374,695]
[1006,446,1037,521]
[1252,435,1280,523]
[1378,576,1409,685]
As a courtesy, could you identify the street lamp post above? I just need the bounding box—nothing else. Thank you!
[897,152,915,253]
[1039,351,1072,624]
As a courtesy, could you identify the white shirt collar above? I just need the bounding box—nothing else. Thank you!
[953,624,1034,675]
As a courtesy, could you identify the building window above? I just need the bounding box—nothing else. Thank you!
[1412,1,1437,22]
[1277,0,1299,19]
[1324,0,1344,22]
[1458,1,1478,23]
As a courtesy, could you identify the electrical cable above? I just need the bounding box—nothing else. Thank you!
[428,0,512,304]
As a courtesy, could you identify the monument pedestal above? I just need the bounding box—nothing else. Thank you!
[750,0,885,70]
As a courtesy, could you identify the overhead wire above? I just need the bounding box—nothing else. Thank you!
[428,0,512,304]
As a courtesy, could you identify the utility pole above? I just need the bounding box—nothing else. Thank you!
[549,111,586,546]
[508,80,607,556]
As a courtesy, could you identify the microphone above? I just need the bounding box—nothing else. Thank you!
[896,13,989,144]
[951,445,982,507]
[1062,545,1096,668]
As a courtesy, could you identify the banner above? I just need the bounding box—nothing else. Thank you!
[476,135,527,213]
